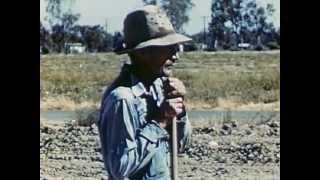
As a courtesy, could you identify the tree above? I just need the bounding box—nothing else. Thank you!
[42,0,115,53]
[208,0,228,49]
[113,31,124,52]
[142,0,157,5]
[44,0,80,53]
[208,0,277,50]
[45,0,76,26]
[161,0,194,33]
[241,0,276,46]
[45,13,80,53]
[45,0,63,26]
[103,33,114,52]
[61,13,80,32]
[77,25,108,52]
[191,32,205,44]
[50,24,65,52]
[142,0,194,33]
[40,21,50,53]
[275,27,280,46]
[60,12,80,46]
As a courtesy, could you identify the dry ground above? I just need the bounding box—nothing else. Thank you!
[40,117,279,180]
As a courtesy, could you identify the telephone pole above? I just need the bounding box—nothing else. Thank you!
[202,16,208,49]
[105,19,108,34]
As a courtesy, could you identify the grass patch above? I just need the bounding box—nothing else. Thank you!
[41,51,280,110]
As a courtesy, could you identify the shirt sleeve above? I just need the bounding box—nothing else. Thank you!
[99,97,169,179]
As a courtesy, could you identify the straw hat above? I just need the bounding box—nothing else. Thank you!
[114,5,192,54]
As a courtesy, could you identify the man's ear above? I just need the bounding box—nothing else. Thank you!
[129,51,145,66]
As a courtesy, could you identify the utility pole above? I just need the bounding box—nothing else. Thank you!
[105,19,108,34]
[202,16,208,49]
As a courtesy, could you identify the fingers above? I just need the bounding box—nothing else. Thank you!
[169,102,184,109]
[163,97,184,118]
[162,77,179,86]
[160,77,186,123]
[167,77,179,86]
[165,106,183,117]
[166,97,183,103]
[163,77,186,97]
[167,90,184,98]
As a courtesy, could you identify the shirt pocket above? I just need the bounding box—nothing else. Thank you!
[146,142,169,178]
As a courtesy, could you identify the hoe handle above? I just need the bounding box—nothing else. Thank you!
[171,116,178,180]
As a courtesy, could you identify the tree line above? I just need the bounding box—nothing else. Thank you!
[40,20,117,53]
[40,0,280,54]
[40,0,121,53]
[209,0,280,50]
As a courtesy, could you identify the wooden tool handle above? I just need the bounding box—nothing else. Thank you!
[161,76,178,180]
[171,116,178,180]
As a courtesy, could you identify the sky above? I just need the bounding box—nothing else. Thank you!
[40,0,280,35]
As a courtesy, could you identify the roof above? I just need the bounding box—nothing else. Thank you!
[64,43,83,46]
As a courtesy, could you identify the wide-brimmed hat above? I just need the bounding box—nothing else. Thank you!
[114,5,192,54]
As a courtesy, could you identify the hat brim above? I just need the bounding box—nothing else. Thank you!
[114,33,192,54]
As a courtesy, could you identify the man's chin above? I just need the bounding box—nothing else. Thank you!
[162,70,172,77]
[155,69,172,78]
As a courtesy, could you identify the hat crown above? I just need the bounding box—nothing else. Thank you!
[123,5,175,49]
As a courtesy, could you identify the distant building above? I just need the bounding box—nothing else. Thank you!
[199,43,208,50]
[179,44,184,52]
[64,43,86,54]
[238,43,251,49]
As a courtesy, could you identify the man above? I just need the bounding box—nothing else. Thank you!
[98,5,192,180]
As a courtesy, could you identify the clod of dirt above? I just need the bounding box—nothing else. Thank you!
[208,141,219,149]
[220,124,232,135]
[267,121,280,128]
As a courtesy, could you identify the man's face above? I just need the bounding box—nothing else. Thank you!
[136,45,179,78]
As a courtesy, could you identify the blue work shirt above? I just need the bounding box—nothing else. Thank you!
[98,64,192,180]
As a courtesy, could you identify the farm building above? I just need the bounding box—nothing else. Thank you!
[64,43,86,54]
[238,43,251,50]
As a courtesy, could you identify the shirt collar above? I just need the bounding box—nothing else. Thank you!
[131,74,148,97]
[130,74,164,98]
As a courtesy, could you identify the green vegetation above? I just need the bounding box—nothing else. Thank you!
[40,51,279,110]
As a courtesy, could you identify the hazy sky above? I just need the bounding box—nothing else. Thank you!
[40,0,280,35]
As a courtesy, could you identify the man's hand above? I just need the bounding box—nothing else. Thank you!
[156,97,184,128]
[154,77,187,128]
[162,97,184,118]
[163,77,186,98]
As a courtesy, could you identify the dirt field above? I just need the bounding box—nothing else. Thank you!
[40,117,279,180]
